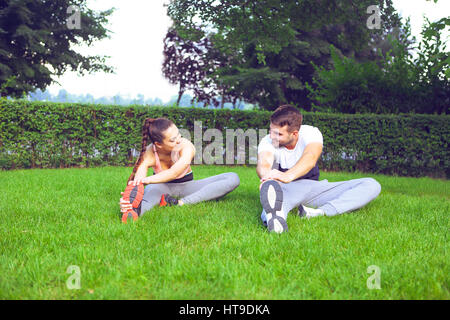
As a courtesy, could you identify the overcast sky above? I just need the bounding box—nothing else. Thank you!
[47,0,450,103]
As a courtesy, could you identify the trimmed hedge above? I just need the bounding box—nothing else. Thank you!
[0,99,448,178]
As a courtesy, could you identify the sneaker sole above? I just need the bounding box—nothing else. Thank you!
[260,180,288,233]
[121,210,139,224]
[121,183,145,223]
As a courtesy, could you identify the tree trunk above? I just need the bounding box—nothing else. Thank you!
[232,97,238,109]
[220,90,225,109]
[176,87,184,106]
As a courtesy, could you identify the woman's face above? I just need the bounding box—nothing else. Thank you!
[159,124,182,151]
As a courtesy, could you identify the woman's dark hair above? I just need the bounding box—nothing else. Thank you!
[270,104,303,132]
[127,117,174,183]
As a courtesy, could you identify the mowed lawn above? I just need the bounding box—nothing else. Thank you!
[0,165,448,300]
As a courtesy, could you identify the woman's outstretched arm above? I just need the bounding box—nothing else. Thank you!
[132,146,156,182]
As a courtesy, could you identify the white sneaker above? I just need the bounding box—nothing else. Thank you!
[297,205,325,219]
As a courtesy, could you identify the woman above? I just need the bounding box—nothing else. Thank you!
[119,117,240,218]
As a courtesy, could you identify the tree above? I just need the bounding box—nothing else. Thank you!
[307,17,449,114]
[167,0,405,110]
[413,16,450,113]
[0,0,114,98]
[162,27,210,106]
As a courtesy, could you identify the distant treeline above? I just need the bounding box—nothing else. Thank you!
[24,89,253,110]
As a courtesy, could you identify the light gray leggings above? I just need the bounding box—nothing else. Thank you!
[140,172,240,215]
[261,177,381,223]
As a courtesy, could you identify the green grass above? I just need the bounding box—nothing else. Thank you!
[0,165,448,299]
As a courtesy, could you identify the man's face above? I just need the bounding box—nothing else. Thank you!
[269,123,297,148]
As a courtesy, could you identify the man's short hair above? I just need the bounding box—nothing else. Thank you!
[270,104,303,132]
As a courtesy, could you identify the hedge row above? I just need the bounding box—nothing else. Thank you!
[0,99,448,178]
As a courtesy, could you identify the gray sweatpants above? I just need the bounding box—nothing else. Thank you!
[261,177,381,224]
[140,172,240,215]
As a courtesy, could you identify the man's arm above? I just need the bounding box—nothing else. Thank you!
[260,142,323,184]
[257,151,275,179]
[284,142,323,182]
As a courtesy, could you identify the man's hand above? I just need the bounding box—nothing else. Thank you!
[260,169,293,184]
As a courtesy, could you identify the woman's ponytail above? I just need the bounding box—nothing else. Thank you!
[127,118,154,183]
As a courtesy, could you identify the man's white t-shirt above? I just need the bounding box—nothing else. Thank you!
[257,124,323,170]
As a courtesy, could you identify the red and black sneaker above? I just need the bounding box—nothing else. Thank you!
[121,183,144,223]
[159,194,179,207]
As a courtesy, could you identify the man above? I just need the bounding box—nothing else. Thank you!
[257,105,381,233]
